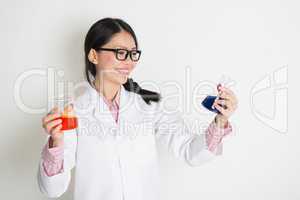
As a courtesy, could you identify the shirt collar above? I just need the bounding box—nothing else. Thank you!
[91,81,121,108]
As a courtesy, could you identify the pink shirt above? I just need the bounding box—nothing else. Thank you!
[41,89,232,177]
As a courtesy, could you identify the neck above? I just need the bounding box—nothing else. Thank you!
[93,78,120,102]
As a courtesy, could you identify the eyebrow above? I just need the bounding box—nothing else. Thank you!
[114,45,137,50]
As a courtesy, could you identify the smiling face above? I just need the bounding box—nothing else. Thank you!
[88,31,138,85]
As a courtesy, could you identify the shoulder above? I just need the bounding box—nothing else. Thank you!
[127,90,167,125]
[72,81,97,115]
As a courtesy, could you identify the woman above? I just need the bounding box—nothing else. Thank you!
[37,18,238,200]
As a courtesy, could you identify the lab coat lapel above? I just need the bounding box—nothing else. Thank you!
[91,83,129,128]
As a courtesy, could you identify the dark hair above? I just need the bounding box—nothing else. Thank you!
[84,17,161,105]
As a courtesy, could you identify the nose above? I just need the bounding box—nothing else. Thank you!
[123,54,134,65]
[121,59,135,72]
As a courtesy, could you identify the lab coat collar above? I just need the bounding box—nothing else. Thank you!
[83,81,130,127]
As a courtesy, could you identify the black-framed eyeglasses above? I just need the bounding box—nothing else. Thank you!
[95,47,142,61]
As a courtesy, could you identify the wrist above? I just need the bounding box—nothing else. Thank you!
[215,115,228,128]
[49,137,64,148]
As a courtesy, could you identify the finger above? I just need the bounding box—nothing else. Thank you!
[214,103,230,117]
[219,98,235,107]
[218,93,233,104]
[215,99,227,105]
[43,112,61,125]
[214,99,227,109]
[218,91,227,98]
[224,101,233,111]
[45,119,62,133]
[216,99,236,116]
[214,99,229,110]
[214,103,226,115]
[51,124,63,135]
[218,92,237,104]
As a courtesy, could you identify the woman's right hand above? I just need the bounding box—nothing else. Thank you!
[42,107,63,148]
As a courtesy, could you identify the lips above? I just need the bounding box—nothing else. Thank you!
[115,68,130,76]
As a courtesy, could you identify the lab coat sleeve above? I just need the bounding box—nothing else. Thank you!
[37,129,77,198]
[153,103,221,166]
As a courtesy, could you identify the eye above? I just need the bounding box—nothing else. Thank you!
[131,50,139,56]
[117,49,127,55]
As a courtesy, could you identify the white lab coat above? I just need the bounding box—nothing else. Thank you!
[37,81,219,200]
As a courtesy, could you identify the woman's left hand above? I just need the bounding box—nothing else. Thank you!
[213,85,238,128]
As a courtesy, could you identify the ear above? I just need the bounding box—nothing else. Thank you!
[88,49,98,65]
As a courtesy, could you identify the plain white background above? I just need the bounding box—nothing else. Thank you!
[1,0,299,199]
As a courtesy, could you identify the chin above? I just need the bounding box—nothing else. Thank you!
[120,76,128,84]
[114,75,128,85]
